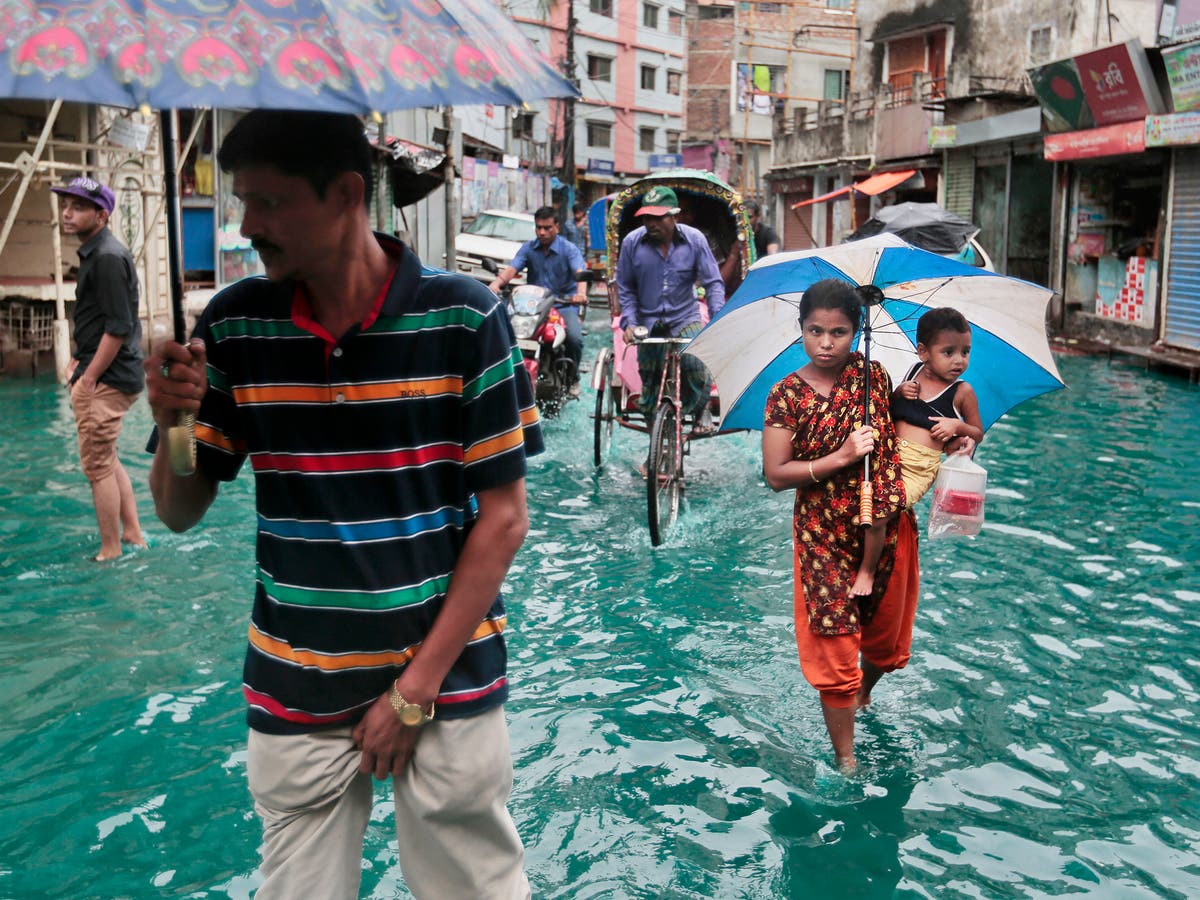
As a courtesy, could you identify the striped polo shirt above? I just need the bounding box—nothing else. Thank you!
[190,236,542,735]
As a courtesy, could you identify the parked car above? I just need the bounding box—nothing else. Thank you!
[454,209,535,283]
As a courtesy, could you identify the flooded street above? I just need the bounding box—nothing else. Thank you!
[2,344,1198,898]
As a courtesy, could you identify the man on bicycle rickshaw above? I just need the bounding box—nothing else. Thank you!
[615,185,725,435]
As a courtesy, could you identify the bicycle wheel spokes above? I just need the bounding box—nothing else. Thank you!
[593,353,616,467]
[647,402,682,546]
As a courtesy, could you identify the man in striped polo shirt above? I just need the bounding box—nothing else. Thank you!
[146,111,541,899]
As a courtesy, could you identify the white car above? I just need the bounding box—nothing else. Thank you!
[455,210,535,283]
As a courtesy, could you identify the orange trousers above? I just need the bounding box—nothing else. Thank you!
[794,512,920,709]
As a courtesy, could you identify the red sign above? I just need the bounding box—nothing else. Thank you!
[1043,120,1146,160]
[1076,41,1161,125]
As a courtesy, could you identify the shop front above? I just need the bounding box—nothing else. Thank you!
[1046,122,1165,329]
[936,107,1052,284]
[1030,39,1168,334]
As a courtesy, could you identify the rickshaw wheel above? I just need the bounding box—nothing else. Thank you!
[647,402,682,546]
[593,352,616,466]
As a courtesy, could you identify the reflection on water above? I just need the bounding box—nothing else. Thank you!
[1,351,1198,898]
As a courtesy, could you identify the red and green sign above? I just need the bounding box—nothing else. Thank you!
[1028,59,1093,132]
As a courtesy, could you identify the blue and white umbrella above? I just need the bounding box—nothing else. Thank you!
[688,234,1064,432]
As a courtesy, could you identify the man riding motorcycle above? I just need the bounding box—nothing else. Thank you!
[488,206,588,397]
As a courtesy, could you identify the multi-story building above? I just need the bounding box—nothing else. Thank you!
[461,0,688,218]
[683,0,857,220]
[767,0,1167,346]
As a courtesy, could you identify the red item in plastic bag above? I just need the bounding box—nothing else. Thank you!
[933,489,984,517]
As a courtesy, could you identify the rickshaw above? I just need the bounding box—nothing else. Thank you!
[590,170,756,545]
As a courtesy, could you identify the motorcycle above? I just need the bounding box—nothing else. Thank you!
[482,259,597,416]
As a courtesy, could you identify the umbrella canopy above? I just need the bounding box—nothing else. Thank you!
[687,234,1064,432]
[0,0,575,112]
[847,202,980,255]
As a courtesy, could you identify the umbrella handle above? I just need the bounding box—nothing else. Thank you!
[859,456,873,526]
[161,110,196,476]
[168,413,197,475]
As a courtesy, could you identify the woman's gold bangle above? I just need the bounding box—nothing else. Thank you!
[808,460,818,483]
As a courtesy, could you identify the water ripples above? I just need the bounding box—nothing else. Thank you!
[2,350,1198,898]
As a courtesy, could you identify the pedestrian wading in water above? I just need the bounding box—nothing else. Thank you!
[761,278,919,773]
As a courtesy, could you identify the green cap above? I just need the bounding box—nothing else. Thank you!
[636,185,680,216]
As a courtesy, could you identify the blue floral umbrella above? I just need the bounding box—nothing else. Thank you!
[2,0,576,471]
[0,0,574,112]
[688,234,1065,432]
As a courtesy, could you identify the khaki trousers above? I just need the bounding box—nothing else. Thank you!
[246,705,530,899]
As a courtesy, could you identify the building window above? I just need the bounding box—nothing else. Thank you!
[698,6,732,18]
[826,0,851,8]
[512,111,535,139]
[589,0,613,16]
[823,69,848,103]
[757,2,782,12]
[587,54,613,82]
[639,127,656,152]
[587,120,612,148]
[1029,25,1053,65]
[666,131,681,153]
[737,63,785,114]
[643,3,659,28]
[668,11,683,34]
[641,65,657,91]
[667,70,681,95]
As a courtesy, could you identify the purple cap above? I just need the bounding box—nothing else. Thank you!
[51,177,115,214]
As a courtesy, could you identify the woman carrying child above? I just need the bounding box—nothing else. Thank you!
[761,279,919,773]
[892,307,983,506]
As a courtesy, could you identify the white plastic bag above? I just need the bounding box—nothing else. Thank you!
[927,454,987,539]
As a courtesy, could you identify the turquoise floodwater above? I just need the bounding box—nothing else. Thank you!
[2,339,1198,899]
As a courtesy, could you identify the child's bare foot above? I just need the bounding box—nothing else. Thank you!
[836,753,857,775]
[849,570,875,598]
[855,689,872,710]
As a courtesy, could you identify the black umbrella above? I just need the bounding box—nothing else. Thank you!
[847,202,980,255]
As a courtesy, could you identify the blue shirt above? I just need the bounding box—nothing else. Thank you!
[510,235,586,298]
[560,219,586,254]
[616,222,725,333]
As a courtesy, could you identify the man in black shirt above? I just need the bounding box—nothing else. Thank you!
[52,177,146,561]
[745,200,781,258]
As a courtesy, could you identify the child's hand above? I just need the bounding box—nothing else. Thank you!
[946,436,976,456]
[929,416,959,443]
[897,379,920,400]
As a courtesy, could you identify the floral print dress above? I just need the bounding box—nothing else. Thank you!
[764,353,908,636]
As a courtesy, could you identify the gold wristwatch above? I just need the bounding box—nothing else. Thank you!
[387,683,435,727]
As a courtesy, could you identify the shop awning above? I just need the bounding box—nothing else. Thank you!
[790,169,917,209]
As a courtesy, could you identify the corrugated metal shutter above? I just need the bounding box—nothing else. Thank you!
[943,151,974,221]
[783,195,815,250]
[1166,148,1200,350]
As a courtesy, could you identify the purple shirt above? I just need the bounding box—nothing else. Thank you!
[616,222,725,332]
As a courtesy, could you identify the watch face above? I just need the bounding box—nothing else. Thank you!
[399,704,424,726]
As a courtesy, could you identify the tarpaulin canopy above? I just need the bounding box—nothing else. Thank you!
[790,169,917,209]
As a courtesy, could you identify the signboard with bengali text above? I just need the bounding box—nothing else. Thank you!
[1043,120,1146,160]
[1075,40,1164,126]
[1163,41,1200,111]
[1146,111,1200,146]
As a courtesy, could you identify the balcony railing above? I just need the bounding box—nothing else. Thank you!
[884,72,945,109]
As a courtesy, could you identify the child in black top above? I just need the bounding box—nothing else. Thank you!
[891,307,984,506]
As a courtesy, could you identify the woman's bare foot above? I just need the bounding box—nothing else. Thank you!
[836,753,857,775]
[122,533,148,549]
[855,689,872,710]
[849,569,875,598]
[94,547,122,562]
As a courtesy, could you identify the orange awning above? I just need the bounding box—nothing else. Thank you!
[790,169,917,209]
